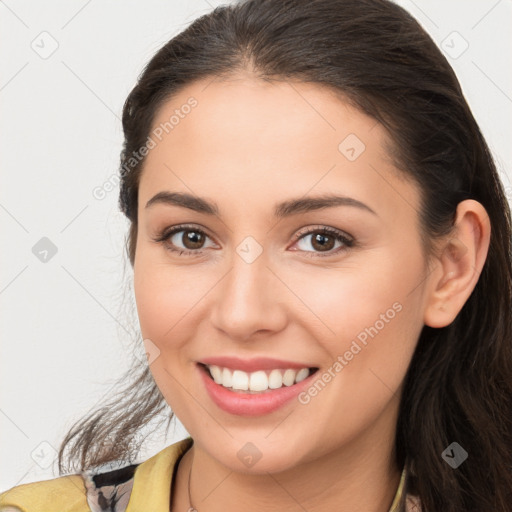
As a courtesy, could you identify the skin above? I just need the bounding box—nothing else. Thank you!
[132,74,490,512]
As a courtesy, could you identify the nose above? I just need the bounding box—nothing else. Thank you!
[210,245,288,342]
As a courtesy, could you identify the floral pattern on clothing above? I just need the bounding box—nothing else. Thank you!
[81,462,139,512]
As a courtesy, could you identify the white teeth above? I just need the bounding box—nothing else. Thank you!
[219,368,233,388]
[295,368,309,383]
[282,369,296,386]
[209,365,223,384]
[232,370,249,390]
[222,367,232,388]
[268,369,283,389]
[249,370,268,392]
[205,365,313,392]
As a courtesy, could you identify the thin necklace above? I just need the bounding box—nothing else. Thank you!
[185,452,403,512]
[187,448,196,511]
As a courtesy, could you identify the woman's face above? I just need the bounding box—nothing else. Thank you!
[133,76,432,473]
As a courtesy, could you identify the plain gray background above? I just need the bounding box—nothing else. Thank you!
[1,0,511,491]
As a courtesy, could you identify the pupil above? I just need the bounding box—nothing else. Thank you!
[185,231,203,249]
[313,233,334,251]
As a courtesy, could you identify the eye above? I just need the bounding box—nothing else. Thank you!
[152,224,355,258]
[290,225,355,257]
[152,224,215,257]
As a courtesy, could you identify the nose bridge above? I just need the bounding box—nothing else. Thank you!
[230,240,269,297]
[225,243,272,313]
[211,237,286,339]
[224,230,271,297]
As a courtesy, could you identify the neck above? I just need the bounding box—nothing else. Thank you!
[171,420,401,512]
[171,390,403,512]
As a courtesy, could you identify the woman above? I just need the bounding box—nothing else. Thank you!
[1,0,511,510]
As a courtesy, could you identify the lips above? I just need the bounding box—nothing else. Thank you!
[196,356,320,416]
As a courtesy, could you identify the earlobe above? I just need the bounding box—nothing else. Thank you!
[423,200,491,328]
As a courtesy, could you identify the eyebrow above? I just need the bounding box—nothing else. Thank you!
[145,191,377,218]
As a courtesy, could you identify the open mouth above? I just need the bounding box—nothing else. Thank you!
[198,362,319,394]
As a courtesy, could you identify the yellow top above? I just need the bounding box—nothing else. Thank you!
[0,437,410,511]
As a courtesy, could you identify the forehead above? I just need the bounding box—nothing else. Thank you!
[149,76,382,161]
[139,76,419,223]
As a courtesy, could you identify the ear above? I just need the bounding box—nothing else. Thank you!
[423,199,491,328]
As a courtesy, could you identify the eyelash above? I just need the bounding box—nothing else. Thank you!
[152,224,355,258]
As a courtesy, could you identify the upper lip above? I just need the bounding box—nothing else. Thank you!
[198,356,317,373]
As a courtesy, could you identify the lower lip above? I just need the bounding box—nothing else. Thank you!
[198,364,318,416]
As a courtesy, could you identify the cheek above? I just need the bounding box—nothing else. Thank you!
[285,249,424,346]
[287,245,425,399]
[133,247,203,341]
[293,285,422,457]
[133,258,201,415]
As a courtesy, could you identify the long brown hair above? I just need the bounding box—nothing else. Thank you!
[58,0,512,509]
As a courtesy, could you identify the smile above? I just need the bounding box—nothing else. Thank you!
[203,364,315,393]
[196,359,320,416]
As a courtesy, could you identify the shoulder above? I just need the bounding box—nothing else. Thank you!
[0,464,138,512]
[0,473,89,512]
[0,437,194,512]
